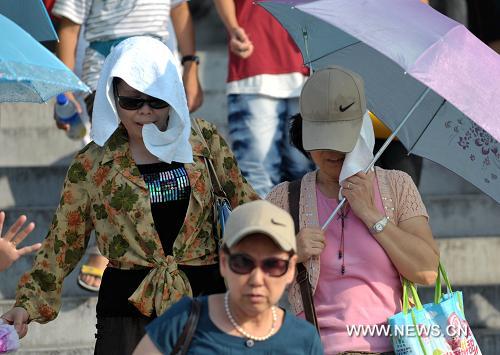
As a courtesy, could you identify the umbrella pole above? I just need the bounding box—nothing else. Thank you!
[321,87,431,230]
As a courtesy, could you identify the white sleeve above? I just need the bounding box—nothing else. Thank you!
[170,0,187,9]
[52,0,92,25]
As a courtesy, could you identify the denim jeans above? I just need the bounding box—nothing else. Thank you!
[228,94,314,197]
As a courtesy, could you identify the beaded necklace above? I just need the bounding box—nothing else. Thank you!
[224,292,277,344]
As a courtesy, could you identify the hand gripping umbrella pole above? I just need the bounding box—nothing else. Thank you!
[321,87,431,230]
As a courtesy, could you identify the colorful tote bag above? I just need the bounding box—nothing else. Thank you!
[388,264,482,355]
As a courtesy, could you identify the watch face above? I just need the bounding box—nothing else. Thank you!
[375,223,383,232]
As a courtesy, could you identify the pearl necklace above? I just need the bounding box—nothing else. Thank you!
[224,291,277,342]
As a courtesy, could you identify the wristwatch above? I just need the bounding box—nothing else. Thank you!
[181,55,200,66]
[370,216,389,234]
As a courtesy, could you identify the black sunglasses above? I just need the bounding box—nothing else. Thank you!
[113,81,170,110]
[224,247,291,277]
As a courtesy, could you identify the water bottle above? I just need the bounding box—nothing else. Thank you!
[55,94,87,140]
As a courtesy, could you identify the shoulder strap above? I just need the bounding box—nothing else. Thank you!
[171,299,202,355]
[191,118,227,198]
[288,180,320,333]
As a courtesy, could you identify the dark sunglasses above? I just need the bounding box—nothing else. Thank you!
[113,81,170,110]
[224,248,291,277]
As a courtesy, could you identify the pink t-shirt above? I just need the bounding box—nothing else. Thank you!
[312,178,402,354]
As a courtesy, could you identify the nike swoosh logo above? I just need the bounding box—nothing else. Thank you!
[339,102,355,112]
[271,218,286,227]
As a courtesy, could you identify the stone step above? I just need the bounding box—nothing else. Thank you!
[0,97,227,168]
[0,297,96,352]
[0,167,67,208]
[419,159,481,196]
[423,194,500,237]
[436,237,500,286]
[16,346,93,355]
[471,328,500,355]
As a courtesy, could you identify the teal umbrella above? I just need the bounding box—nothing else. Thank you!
[0,14,89,103]
[0,0,58,42]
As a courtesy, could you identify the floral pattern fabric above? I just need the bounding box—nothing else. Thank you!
[15,118,259,322]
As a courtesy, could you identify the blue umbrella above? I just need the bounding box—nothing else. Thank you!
[259,0,500,229]
[0,14,89,103]
[0,0,58,42]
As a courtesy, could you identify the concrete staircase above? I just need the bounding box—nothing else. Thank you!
[418,161,500,354]
[1,8,499,354]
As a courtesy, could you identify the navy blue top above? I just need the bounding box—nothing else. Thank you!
[146,296,324,354]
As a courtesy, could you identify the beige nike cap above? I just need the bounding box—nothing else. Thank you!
[222,200,296,253]
[300,66,366,153]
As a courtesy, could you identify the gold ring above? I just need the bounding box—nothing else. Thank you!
[347,182,351,189]
[10,240,17,247]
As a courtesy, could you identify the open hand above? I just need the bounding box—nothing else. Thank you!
[0,212,40,272]
[296,227,326,263]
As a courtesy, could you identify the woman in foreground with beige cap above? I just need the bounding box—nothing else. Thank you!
[267,66,439,354]
[133,200,323,354]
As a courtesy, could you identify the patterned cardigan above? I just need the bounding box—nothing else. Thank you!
[266,167,428,314]
[15,118,259,323]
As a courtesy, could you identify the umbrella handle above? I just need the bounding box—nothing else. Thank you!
[321,87,431,231]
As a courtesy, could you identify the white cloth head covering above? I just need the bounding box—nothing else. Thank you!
[338,111,375,199]
[91,36,193,163]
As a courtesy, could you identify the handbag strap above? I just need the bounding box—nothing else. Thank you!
[190,118,227,198]
[171,298,202,355]
[288,179,320,333]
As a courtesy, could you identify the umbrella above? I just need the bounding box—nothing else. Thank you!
[0,14,89,103]
[259,0,500,228]
[0,0,58,42]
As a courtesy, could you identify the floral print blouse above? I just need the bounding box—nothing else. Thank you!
[15,119,259,323]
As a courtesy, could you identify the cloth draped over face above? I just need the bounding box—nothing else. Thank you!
[339,111,375,199]
[91,36,194,164]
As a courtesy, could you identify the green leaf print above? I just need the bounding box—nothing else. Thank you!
[223,157,235,170]
[119,156,132,169]
[54,238,64,254]
[67,162,87,183]
[201,127,213,141]
[93,204,108,220]
[223,180,236,199]
[109,235,130,259]
[110,184,139,212]
[107,131,128,151]
[32,270,57,292]
[102,180,113,197]
[131,166,141,177]
[64,249,82,266]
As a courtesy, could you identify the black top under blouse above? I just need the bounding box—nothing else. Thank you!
[96,162,226,318]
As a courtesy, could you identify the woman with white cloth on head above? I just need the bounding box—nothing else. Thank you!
[266,66,439,355]
[1,36,258,355]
